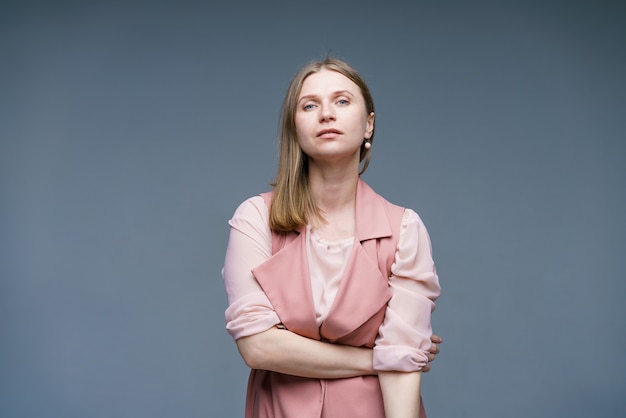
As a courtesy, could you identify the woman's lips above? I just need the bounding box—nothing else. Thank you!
[317,128,342,138]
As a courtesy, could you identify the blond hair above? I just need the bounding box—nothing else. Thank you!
[269,57,375,232]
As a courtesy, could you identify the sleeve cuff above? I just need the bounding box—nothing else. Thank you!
[373,345,429,372]
[225,292,281,340]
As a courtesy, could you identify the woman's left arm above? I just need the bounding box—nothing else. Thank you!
[375,209,441,416]
[379,371,422,418]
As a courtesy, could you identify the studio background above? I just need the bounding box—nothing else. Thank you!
[1,1,624,417]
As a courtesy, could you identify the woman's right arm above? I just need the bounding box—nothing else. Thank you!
[236,327,374,379]
[223,197,374,379]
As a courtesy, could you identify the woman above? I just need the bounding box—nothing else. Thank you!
[223,57,441,418]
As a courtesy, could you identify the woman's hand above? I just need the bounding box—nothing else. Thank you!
[421,334,442,373]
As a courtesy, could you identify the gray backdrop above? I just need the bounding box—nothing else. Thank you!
[1,0,624,417]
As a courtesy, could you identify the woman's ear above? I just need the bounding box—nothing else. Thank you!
[365,112,375,139]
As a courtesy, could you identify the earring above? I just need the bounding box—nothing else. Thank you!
[363,140,371,149]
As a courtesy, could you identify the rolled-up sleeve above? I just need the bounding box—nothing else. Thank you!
[373,209,441,372]
[222,196,281,340]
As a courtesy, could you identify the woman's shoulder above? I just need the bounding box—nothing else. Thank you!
[396,207,434,254]
[401,207,424,226]
[398,207,433,238]
[229,194,270,226]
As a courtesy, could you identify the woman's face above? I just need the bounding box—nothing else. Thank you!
[295,69,374,167]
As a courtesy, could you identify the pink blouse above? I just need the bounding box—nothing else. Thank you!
[222,196,440,372]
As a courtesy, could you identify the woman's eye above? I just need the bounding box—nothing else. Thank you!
[303,103,315,111]
[337,99,349,105]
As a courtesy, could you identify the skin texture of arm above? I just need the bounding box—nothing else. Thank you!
[237,328,442,379]
[236,326,375,379]
[379,371,422,418]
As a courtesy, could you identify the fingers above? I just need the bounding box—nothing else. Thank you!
[428,342,439,364]
[424,333,443,373]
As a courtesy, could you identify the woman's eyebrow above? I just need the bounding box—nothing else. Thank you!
[333,90,354,98]
[298,94,319,103]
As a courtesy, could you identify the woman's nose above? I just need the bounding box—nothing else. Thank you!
[319,104,336,122]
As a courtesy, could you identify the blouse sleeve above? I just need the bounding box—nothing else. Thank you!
[222,196,281,340]
[373,208,441,372]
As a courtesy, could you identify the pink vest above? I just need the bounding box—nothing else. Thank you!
[246,179,426,418]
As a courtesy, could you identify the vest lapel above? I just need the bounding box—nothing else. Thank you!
[319,241,391,341]
[251,226,320,340]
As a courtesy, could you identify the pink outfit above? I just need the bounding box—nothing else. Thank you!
[222,179,440,417]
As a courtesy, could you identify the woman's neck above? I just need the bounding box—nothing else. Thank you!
[308,165,359,214]
[306,165,358,243]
